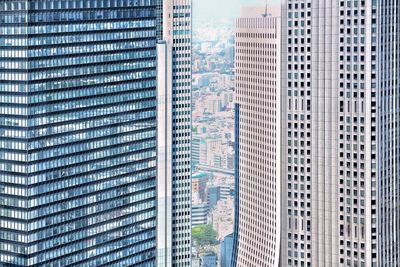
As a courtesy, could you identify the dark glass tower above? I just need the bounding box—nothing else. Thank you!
[0,0,158,265]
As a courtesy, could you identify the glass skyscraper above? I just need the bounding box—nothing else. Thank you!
[0,0,159,265]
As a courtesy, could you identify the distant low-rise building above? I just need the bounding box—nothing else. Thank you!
[220,233,234,267]
[201,252,217,267]
[192,257,201,267]
[192,172,209,202]
[207,186,221,210]
[192,247,201,267]
[192,136,201,170]
[192,193,208,226]
[210,197,234,240]
[219,185,233,200]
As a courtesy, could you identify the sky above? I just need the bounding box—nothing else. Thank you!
[193,0,280,25]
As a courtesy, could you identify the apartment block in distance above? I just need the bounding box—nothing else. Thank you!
[1,0,158,266]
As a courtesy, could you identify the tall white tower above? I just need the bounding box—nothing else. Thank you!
[157,0,192,266]
[234,6,281,267]
[233,1,399,267]
[281,0,399,266]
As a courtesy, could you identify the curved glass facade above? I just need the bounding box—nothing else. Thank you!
[0,0,158,266]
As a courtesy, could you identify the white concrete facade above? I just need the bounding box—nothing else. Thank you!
[235,6,281,267]
[157,0,192,266]
[234,1,399,267]
[281,1,377,266]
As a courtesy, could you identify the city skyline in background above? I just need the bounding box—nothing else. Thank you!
[193,0,281,26]
[190,15,236,265]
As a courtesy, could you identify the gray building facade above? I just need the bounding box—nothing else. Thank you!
[233,1,399,267]
[220,233,233,267]
[281,0,399,266]
[377,1,399,266]
[234,6,281,267]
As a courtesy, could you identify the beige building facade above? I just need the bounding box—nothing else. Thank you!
[234,6,281,267]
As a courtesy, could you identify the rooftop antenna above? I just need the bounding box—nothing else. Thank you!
[262,0,269,17]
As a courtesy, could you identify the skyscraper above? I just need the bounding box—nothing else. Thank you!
[157,0,192,266]
[233,6,281,267]
[220,233,234,267]
[281,1,399,266]
[376,1,399,265]
[234,1,399,267]
[1,0,160,266]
